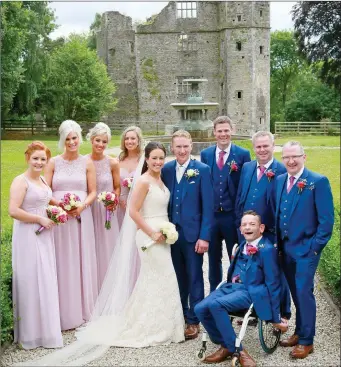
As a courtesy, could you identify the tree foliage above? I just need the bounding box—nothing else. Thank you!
[40,34,117,122]
[292,1,341,119]
[87,13,102,51]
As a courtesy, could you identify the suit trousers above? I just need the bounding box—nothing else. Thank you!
[194,283,252,351]
[209,211,238,292]
[171,225,204,325]
[282,249,321,345]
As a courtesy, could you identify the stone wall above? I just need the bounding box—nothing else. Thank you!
[97,1,270,136]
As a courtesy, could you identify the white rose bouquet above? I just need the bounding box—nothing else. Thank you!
[141,222,179,251]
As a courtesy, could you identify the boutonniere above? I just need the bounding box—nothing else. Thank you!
[265,169,276,182]
[246,244,258,256]
[297,179,315,194]
[227,160,238,174]
[184,168,199,180]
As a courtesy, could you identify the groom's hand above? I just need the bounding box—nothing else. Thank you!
[195,239,209,254]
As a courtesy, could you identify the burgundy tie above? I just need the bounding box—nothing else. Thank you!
[217,151,226,170]
[287,176,295,193]
[257,165,266,182]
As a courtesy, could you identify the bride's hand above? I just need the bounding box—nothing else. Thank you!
[151,232,166,243]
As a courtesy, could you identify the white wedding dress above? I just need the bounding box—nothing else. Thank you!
[20,183,184,366]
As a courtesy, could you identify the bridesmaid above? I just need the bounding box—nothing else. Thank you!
[44,120,98,331]
[117,126,143,227]
[9,141,63,349]
[87,122,120,290]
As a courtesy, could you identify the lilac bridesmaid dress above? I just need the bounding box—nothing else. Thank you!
[52,155,98,331]
[117,167,135,228]
[90,156,119,290]
[12,175,63,349]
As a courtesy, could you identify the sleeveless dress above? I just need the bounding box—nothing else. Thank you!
[90,155,120,290]
[117,167,135,228]
[52,155,98,330]
[76,183,185,348]
[11,175,63,349]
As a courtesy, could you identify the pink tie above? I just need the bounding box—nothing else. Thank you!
[217,151,226,170]
[257,166,266,182]
[287,176,295,193]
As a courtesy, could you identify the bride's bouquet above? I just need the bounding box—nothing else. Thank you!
[97,191,119,229]
[35,205,68,235]
[141,222,179,251]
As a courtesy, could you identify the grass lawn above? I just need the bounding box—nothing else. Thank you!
[275,135,340,147]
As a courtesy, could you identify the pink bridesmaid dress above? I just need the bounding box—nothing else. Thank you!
[52,155,98,331]
[12,175,63,349]
[90,156,120,290]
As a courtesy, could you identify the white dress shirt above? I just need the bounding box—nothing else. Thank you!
[286,166,305,190]
[176,158,190,183]
[257,158,273,171]
[243,236,263,254]
[216,144,231,165]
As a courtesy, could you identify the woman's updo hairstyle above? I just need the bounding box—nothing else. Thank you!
[86,122,111,142]
[58,119,83,151]
[24,141,51,162]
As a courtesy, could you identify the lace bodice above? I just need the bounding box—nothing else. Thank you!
[140,184,170,219]
[52,155,87,192]
[91,156,113,193]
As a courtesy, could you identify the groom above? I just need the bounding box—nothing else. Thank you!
[162,130,214,340]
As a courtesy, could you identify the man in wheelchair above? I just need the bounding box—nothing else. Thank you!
[194,210,288,366]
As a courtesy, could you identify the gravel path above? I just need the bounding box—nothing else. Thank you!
[2,247,340,367]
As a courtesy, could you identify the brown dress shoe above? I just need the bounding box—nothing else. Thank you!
[290,344,314,359]
[279,334,299,347]
[239,349,256,367]
[184,324,199,339]
[203,347,233,364]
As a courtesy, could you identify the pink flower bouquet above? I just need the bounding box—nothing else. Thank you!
[35,205,68,235]
[60,193,82,222]
[122,177,134,189]
[97,191,119,230]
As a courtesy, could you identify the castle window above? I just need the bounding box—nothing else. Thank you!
[237,91,243,99]
[177,34,198,52]
[236,42,242,51]
[177,2,197,19]
[260,117,264,125]
[109,47,116,57]
[259,46,263,54]
[176,76,199,96]
[237,15,242,21]
[260,10,263,17]
[129,42,134,54]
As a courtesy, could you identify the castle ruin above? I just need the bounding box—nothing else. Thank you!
[97,1,270,136]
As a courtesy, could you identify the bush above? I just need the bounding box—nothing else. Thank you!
[319,206,341,301]
[1,230,14,345]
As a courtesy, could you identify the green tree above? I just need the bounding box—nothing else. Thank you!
[292,2,341,120]
[40,34,117,122]
[87,13,102,51]
[270,30,305,130]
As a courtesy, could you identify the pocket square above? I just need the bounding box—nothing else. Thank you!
[189,181,195,184]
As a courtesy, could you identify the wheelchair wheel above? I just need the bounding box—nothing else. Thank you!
[258,319,281,353]
[231,355,240,367]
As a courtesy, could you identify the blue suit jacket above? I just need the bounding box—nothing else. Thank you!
[275,168,334,257]
[235,159,286,230]
[227,237,281,322]
[161,158,214,243]
[200,144,251,207]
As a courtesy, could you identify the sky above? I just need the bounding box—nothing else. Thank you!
[49,1,296,39]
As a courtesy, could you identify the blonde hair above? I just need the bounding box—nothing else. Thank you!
[86,122,111,142]
[171,129,192,142]
[58,120,83,151]
[119,126,143,161]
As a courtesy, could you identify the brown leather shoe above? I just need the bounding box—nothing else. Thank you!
[279,334,299,347]
[239,349,256,367]
[203,346,233,364]
[184,324,199,339]
[290,344,314,359]
[272,320,289,333]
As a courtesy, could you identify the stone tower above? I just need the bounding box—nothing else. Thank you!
[97,2,270,136]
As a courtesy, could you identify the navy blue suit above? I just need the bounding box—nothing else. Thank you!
[275,168,334,345]
[195,237,281,352]
[201,144,251,291]
[162,158,214,324]
[235,159,291,318]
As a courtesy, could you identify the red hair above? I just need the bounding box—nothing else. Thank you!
[24,141,51,161]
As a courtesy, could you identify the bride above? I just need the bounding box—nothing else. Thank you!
[22,142,185,366]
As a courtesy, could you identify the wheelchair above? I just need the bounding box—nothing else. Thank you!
[196,244,282,366]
